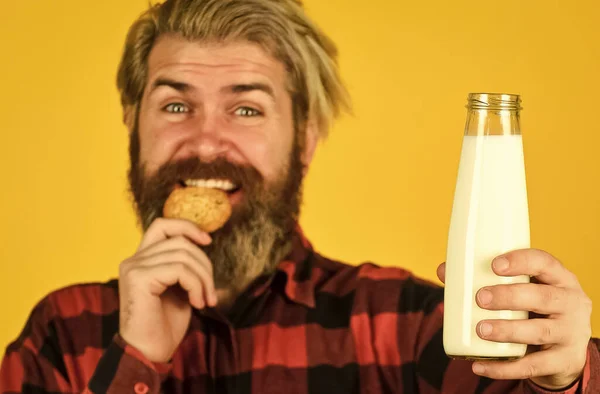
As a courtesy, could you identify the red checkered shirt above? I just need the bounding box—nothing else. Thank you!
[2,231,599,393]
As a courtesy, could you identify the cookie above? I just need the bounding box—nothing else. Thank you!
[163,187,232,233]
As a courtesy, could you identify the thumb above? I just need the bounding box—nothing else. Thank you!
[437,262,446,284]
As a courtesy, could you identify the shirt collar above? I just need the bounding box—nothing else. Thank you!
[250,226,317,308]
[275,226,317,308]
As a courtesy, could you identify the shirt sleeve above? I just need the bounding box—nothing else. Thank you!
[87,334,172,394]
[0,295,172,394]
[0,297,77,393]
[411,282,599,394]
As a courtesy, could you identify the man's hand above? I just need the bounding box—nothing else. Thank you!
[119,218,217,363]
[437,249,592,390]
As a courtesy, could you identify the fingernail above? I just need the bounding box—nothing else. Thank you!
[493,257,509,273]
[479,322,493,337]
[478,289,493,305]
[472,363,485,374]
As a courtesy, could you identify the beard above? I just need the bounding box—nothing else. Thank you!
[127,130,305,290]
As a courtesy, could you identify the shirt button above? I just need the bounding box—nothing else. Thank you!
[134,382,149,394]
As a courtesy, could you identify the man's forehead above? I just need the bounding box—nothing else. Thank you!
[146,35,286,85]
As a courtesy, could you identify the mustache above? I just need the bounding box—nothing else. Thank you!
[147,156,264,193]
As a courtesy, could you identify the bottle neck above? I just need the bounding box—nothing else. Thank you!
[465,109,521,136]
[464,93,522,137]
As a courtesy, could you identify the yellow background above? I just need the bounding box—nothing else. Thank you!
[1,0,599,353]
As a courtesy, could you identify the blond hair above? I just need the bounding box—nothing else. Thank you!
[117,0,351,138]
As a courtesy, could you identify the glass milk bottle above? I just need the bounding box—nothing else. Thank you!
[443,93,530,360]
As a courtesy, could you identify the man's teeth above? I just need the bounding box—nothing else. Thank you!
[184,179,237,191]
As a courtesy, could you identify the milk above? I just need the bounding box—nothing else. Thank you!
[443,134,530,359]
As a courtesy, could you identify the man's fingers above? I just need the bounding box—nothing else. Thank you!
[134,262,208,309]
[437,263,446,283]
[492,249,579,289]
[477,283,570,315]
[138,218,212,252]
[135,236,214,277]
[472,349,559,380]
[472,348,585,387]
[476,319,566,345]
[124,250,217,306]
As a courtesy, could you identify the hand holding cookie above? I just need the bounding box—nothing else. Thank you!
[118,184,233,363]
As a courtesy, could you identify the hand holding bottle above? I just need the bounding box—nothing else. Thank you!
[438,250,592,390]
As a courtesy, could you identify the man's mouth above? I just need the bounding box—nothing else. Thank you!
[179,178,243,205]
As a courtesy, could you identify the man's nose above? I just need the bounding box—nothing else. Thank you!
[189,113,228,162]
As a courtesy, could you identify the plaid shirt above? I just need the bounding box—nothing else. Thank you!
[2,230,598,394]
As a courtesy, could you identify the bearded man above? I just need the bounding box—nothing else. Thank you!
[1,0,598,393]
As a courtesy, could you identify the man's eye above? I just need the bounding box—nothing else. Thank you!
[164,103,189,113]
[234,107,262,117]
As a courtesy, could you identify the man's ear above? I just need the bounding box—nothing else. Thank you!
[301,120,319,176]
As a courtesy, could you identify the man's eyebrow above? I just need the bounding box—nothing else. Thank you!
[149,78,193,94]
[148,79,276,99]
[225,83,275,99]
